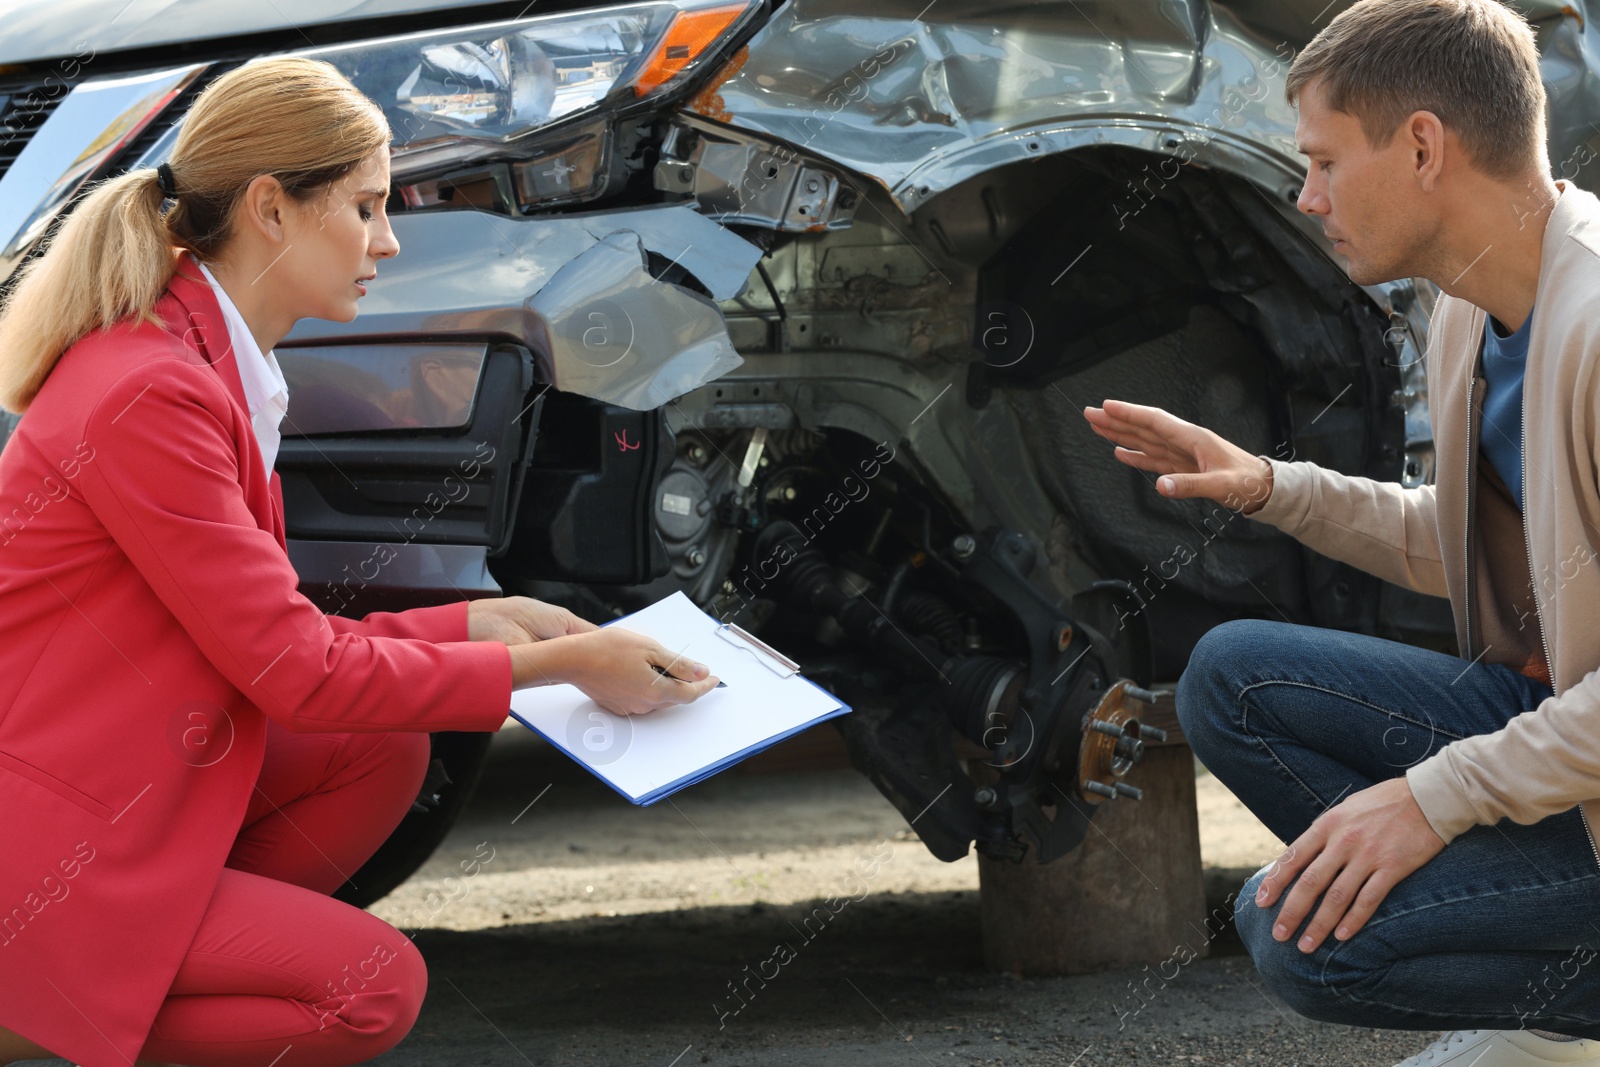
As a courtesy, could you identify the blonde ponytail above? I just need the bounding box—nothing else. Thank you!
[0,56,389,413]
[0,168,176,413]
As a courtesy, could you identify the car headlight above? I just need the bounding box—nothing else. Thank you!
[268,0,756,178]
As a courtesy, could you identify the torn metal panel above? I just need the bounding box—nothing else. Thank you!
[281,202,761,408]
[693,0,1600,209]
[687,0,1304,212]
[653,122,861,231]
[580,204,764,301]
[526,231,746,410]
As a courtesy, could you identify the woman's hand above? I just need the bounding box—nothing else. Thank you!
[468,596,597,645]
[541,626,721,716]
[1082,398,1275,513]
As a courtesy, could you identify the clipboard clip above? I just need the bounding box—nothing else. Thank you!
[714,621,800,678]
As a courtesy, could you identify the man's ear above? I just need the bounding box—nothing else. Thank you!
[1409,109,1447,192]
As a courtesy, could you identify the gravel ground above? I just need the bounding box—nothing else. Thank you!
[363,725,1441,1067]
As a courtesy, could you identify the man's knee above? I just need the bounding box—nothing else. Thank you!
[1176,618,1277,751]
[1233,867,1326,1014]
[1232,866,1380,1026]
[1230,866,1278,959]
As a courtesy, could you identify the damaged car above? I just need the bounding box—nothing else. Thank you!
[3,0,1594,903]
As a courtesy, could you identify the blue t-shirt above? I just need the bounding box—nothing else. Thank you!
[1480,307,1533,513]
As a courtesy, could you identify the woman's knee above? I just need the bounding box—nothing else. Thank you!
[327,928,429,1061]
[363,729,431,779]
[361,730,432,818]
[389,730,432,791]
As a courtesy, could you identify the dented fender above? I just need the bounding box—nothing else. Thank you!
[280,203,765,410]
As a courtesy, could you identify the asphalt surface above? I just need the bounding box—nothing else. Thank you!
[355,728,1442,1067]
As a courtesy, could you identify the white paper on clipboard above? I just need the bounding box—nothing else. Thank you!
[507,591,850,805]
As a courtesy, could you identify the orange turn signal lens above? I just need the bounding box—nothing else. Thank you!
[632,3,749,96]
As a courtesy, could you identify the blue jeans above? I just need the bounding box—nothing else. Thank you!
[1177,617,1600,1037]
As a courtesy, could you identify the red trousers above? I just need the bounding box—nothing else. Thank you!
[135,722,434,1067]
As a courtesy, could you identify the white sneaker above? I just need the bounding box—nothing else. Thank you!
[1394,1030,1600,1065]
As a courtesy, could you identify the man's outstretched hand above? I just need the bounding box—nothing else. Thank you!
[1254,776,1446,952]
[1082,398,1275,514]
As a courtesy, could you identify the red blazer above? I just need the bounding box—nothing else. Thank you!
[0,250,513,1067]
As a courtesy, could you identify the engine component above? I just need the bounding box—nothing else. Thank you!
[747,517,1164,863]
[654,431,745,602]
[653,121,859,231]
[1078,681,1170,803]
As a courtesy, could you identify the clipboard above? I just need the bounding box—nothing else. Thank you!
[507,591,850,804]
[714,620,799,677]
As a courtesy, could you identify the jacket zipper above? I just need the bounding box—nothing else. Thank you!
[1464,370,1479,661]
[1580,798,1600,873]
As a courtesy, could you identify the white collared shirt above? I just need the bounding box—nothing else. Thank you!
[196,261,290,479]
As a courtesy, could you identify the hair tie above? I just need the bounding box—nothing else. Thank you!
[156,161,178,198]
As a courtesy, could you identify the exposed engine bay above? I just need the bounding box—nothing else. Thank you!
[489,133,1451,866]
[525,419,1170,863]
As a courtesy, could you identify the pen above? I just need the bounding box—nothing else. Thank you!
[653,663,727,688]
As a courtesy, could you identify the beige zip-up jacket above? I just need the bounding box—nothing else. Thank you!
[1242,177,1600,866]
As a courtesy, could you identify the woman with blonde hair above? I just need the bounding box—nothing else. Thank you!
[0,56,718,1067]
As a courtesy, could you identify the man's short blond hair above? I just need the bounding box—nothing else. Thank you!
[1285,0,1547,180]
